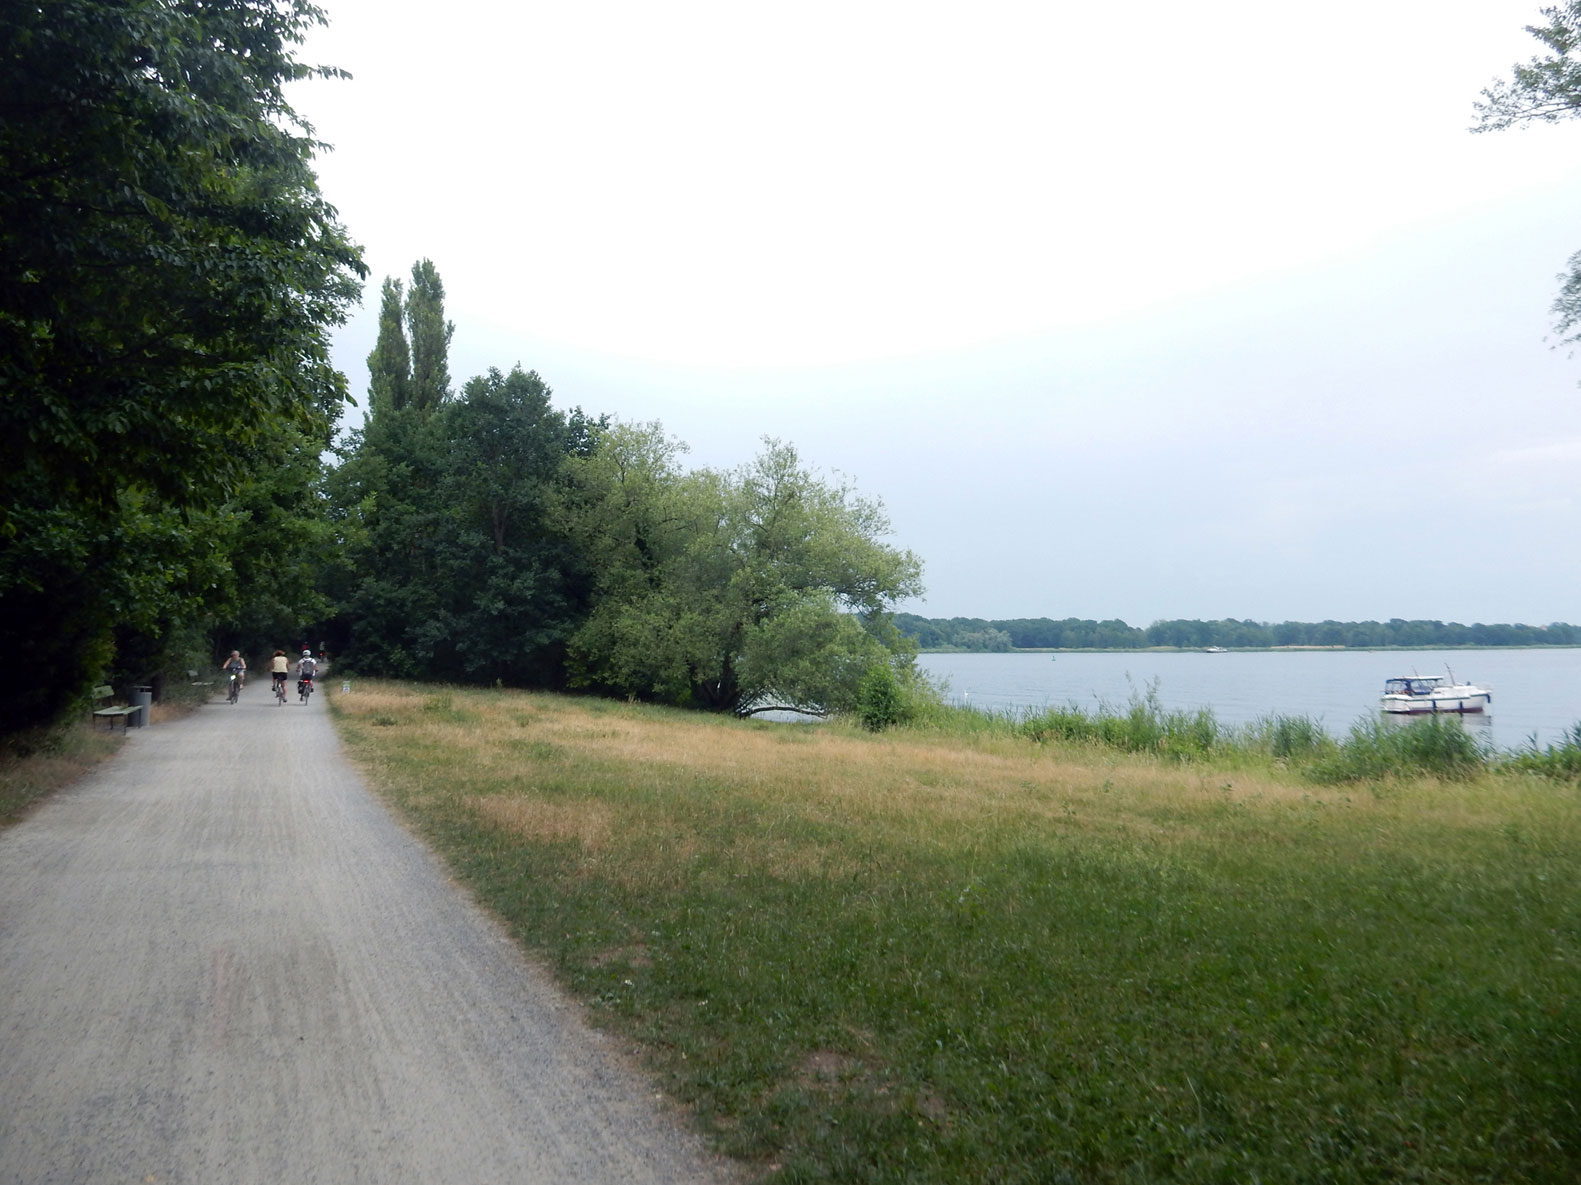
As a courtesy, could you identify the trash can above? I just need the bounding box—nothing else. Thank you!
[131,685,153,728]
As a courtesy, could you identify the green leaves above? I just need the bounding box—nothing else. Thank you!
[0,0,364,731]
[1474,3,1581,131]
[1476,4,1581,349]
[364,260,454,415]
[563,431,923,715]
[335,357,593,685]
[0,0,364,518]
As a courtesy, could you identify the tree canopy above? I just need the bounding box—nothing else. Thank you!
[1476,3,1581,344]
[560,428,923,715]
[1,0,364,730]
[330,359,602,685]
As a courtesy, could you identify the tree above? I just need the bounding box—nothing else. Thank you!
[563,430,924,716]
[1476,4,1581,344]
[331,358,602,684]
[0,0,364,732]
[366,277,412,416]
[430,367,593,682]
[958,628,1013,652]
[406,259,454,412]
[328,396,451,678]
[361,259,453,418]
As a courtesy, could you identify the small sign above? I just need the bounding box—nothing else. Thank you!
[342,681,351,693]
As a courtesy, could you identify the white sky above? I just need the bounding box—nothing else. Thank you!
[294,0,1581,625]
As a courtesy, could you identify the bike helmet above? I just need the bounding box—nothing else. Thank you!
[303,649,311,656]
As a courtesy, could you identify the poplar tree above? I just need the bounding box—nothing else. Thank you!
[366,277,411,415]
[406,259,454,412]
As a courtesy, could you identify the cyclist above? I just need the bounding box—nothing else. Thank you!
[270,649,290,700]
[297,649,318,698]
[220,650,246,693]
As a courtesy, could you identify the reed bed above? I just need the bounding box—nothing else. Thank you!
[331,681,1580,1184]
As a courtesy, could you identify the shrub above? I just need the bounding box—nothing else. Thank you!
[856,662,909,732]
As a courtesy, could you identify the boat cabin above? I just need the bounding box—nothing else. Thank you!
[1383,677,1447,697]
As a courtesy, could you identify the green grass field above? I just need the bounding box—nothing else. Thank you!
[330,681,1580,1183]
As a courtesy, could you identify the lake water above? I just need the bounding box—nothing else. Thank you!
[917,649,1581,752]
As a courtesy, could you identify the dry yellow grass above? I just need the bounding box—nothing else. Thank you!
[327,679,1482,869]
[471,795,616,850]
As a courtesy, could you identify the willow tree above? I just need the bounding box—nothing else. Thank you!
[562,427,924,715]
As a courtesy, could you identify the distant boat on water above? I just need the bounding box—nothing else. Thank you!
[1203,646,1228,654]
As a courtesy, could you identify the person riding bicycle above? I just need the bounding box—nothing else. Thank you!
[297,649,318,696]
[221,650,246,691]
[270,649,290,698]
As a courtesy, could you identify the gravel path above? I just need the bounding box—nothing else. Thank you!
[0,686,736,1185]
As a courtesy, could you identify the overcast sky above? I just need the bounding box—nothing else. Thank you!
[294,0,1581,626]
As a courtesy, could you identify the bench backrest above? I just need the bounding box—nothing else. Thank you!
[92,684,114,699]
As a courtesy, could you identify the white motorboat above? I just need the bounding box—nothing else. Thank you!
[1380,673,1492,715]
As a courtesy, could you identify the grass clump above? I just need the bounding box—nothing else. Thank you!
[1240,712,1334,762]
[1020,699,1221,759]
[1506,724,1581,781]
[1308,715,1490,784]
[330,680,1581,1185]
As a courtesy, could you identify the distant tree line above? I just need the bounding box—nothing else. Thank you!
[896,615,1581,651]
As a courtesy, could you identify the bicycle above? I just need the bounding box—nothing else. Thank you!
[274,675,287,706]
[298,675,314,704]
[226,671,242,704]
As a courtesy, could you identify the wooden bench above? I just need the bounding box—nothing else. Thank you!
[187,668,214,689]
[90,685,139,731]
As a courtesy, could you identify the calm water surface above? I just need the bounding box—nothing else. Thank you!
[917,649,1581,752]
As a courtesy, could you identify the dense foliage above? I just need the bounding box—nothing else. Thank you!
[1,0,363,730]
[898,613,1581,650]
[557,426,922,714]
[329,360,602,685]
[328,378,924,716]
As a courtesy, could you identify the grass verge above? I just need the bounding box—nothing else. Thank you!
[330,681,1580,1183]
[0,723,122,826]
